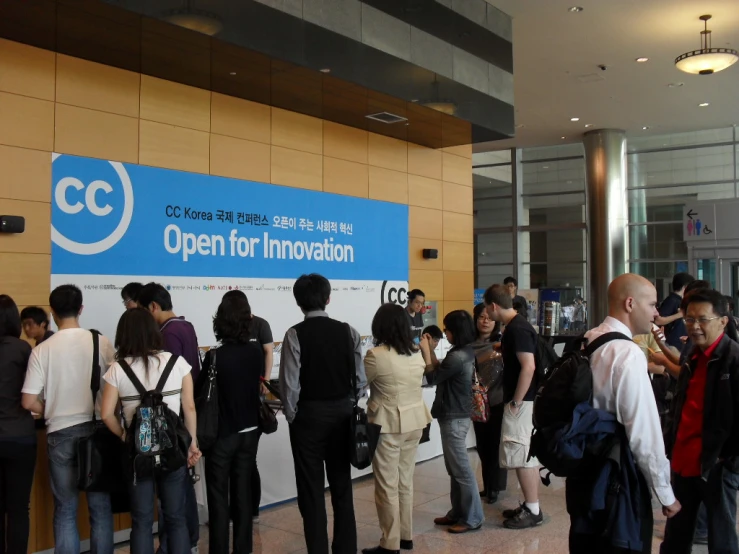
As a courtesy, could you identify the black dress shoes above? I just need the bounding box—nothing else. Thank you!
[362,547,399,554]
[400,539,413,550]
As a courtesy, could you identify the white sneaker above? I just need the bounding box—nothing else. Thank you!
[191,547,199,554]
[253,516,260,524]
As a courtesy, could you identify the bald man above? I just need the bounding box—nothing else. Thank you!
[568,274,680,554]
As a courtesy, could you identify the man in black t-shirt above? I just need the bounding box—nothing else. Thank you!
[485,284,544,530]
[406,289,425,344]
[504,277,529,319]
[655,272,694,349]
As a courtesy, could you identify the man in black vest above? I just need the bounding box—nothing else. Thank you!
[279,273,366,554]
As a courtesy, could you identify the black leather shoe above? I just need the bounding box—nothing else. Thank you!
[486,491,499,504]
[400,539,413,550]
[362,547,399,554]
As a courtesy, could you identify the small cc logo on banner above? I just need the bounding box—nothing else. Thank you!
[380,280,410,307]
[51,154,134,255]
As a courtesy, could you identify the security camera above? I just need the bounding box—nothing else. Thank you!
[598,64,608,71]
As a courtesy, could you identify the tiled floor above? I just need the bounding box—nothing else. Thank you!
[113,451,709,554]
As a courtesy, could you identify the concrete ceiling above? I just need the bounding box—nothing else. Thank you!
[476,0,739,151]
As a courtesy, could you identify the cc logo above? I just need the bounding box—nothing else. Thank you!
[380,280,410,307]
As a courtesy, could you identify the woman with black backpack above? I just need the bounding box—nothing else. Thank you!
[101,308,201,554]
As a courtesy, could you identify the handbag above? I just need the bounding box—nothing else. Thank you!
[196,348,219,451]
[470,367,490,423]
[76,331,128,503]
[345,324,381,470]
[258,396,278,434]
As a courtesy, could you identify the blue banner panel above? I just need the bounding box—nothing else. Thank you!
[51,154,409,281]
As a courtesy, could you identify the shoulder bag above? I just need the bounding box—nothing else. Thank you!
[258,376,279,434]
[196,348,219,451]
[346,323,381,470]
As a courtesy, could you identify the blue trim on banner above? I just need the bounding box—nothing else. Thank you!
[51,154,409,280]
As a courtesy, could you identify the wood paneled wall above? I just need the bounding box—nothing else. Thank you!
[0,37,473,551]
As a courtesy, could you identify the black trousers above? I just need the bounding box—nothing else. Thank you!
[289,399,356,554]
[0,438,36,554]
[472,403,508,494]
[567,468,653,554]
[230,441,261,518]
[205,431,261,554]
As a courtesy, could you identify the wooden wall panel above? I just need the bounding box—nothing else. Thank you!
[0,199,50,254]
[0,253,50,306]
[442,182,473,215]
[271,108,323,155]
[55,104,139,163]
[443,270,474,301]
[368,133,407,172]
[140,75,211,132]
[0,39,55,101]
[0,145,51,203]
[442,143,472,159]
[323,158,368,198]
[442,153,472,186]
[368,166,407,205]
[270,146,322,191]
[323,122,367,164]
[409,237,442,271]
[409,206,442,241]
[56,55,140,118]
[0,92,54,151]
[210,134,271,184]
[407,143,442,180]
[211,93,270,144]
[139,120,210,174]
[408,269,443,301]
[443,300,473,314]
[442,211,473,244]
[443,241,473,271]
[408,175,442,210]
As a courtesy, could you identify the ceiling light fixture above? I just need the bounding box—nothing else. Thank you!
[570,117,580,122]
[229,71,236,76]
[675,15,738,75]
[667,82,685,87]
[636,57,649,63]
[419,76,457,116]
[568,6,584,13]
[584,124,593,128]
[561,136,566,139]
[642,126,650,130]
[319,68,331,74]
[161,1,223,36]
[699,102,710,107]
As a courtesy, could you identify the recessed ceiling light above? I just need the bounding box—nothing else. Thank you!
[642,126,650,130]
[561,136,566,139]
[319,68,331,73]
[570,117,580,122]
[667,82,685,87]
[584,123,593,128]
[568,6,584,12]
[229,71,236,76]
[699,102,711,107]
[636,57,649,63]
[543,166,549,169]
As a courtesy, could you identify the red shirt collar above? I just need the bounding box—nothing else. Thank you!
[692,333,724,361]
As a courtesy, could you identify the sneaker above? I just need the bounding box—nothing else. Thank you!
[253,516,260,524]
[502,504,524,519]
[191,547,199,554]
[503,505,544,529]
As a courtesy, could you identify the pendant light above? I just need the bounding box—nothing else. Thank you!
[675,15,738,75]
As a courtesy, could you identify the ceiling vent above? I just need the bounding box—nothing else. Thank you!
[365,112,408,124]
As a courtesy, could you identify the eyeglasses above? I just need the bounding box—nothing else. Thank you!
[684,316,722,326]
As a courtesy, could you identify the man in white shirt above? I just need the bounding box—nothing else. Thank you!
[568,274,681,553]
[21,284,116,554]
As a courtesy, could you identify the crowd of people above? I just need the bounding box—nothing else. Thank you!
[0,269,738,554]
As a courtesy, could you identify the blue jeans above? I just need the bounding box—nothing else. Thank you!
[47,422,114,554]
[439,418,484,528]
[130,467,189,554]
[156,472,199,553]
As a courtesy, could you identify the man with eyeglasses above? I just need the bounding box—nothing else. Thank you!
[120,282,143,310]
[661,289,739,553]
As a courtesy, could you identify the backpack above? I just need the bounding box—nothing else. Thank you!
[529,332,630,480]
[535,335,560,380]
[118,355,191,484]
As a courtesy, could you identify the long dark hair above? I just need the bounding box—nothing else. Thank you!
[214,296,253,344]
[473,303,500,342]
[0,295,21,339]
[371,303,416,356]
[115,308,164,372]
[443,310,476,347]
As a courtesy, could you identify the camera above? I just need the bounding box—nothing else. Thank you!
[598,64,607,71]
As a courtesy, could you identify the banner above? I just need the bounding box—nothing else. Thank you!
[50,154,410,350]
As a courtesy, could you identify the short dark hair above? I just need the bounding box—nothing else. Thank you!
[684,289,729,318]
[423,325,443,341]
[214,296,253,344]
[680,280,712,312]
[115,308,164,373]
[483,284,513,310]
[121,282,143,302]
[371,303,416,356]
[473,303,499,341]
[293,274,331,312]
[20,306,49,327]
[408,289,425,302]
[503,276,518,287]
[49,284,83,319]
[725,295,735,314]
[0,295,22,338]
[222,290,247,302]
[672,272,695,292]
[442,310,476,347]
[137,283,173,311]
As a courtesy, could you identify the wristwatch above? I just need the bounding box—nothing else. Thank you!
[509,400,523,409]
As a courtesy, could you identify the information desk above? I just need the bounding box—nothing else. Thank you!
[30,387,475,553]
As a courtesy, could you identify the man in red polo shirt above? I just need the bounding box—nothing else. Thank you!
[661,289,739,554]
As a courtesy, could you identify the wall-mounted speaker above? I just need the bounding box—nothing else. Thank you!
[422,248,438,259]
[0,216,25,234]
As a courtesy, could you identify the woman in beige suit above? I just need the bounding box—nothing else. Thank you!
[362,304,433,554]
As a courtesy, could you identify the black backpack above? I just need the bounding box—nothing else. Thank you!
[529,332,630,480]
[118,355,191,484]
[535,336,560,380]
